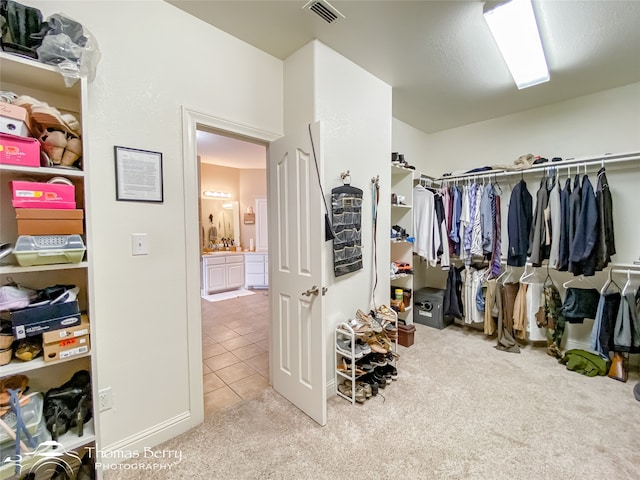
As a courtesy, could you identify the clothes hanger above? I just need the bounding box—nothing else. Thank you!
[520,264,540,284]
[497,265,513,284]
[621,270,632,296]
[600,268,621,295]
[562,274,598,290]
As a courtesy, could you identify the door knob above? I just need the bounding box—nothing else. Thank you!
[302,285,319,296]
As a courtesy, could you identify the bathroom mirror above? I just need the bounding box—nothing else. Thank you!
[200,199,240,250]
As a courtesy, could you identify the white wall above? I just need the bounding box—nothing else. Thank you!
[28,0,283,452]
[284,40,392,387]
[392,118,431,168]
[421,82,640,176]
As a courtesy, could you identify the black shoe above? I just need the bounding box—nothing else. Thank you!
[380,364,398,381]
[372,370,387,388]
[375,366,392,383]
[359,374,379,396]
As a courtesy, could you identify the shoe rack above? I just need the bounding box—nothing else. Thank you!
[391,162,417,324]
[334,308,398,404]
[0,52,99,478]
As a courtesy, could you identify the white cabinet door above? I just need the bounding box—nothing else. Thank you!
[206,264,226,293]
[226,263,245,289]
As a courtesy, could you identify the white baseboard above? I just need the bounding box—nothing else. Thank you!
[99,411,193,465]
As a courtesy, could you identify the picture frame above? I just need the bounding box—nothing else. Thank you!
[243,213,255,225]
[114,146,164,203]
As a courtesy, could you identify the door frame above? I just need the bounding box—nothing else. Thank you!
[181,106,280,424]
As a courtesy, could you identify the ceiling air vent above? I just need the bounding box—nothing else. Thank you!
[303,0,345,24]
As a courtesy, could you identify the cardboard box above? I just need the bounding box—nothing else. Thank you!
[11,180,76,209]
[42,314,89,344]
[1,300,81,339]
[15,208,84,235]
[0,133,40,168]
[43,334,90,363]
[0,101,32,136]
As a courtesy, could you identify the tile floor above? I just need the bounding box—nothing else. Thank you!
[201,289,270,416]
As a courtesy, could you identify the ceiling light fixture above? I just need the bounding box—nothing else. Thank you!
[203,191,231,199]
[483,0,549,89]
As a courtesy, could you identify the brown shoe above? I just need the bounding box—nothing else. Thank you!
[608,352,628,382]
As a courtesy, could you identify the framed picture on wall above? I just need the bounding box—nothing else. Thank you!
[244,213,255,224]
[114,146,164,203]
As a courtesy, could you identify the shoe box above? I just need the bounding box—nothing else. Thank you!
[43,332,90,363]
[0,132,40,167]
[0,102,32,137]
[1,300,81,340]
[15,208,84,235]
[397,322,416,347]
[413,287,452,330]
[10,180,76,209]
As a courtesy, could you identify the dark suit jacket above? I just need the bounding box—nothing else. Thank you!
[507,180,533,267]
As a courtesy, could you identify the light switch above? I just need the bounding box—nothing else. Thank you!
[131,233,149,256]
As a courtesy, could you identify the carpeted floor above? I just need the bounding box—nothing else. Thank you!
[104,323,640,480]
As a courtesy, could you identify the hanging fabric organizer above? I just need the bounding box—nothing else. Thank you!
[332,175,363,277]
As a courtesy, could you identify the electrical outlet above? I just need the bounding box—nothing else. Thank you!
[99,387,113,412]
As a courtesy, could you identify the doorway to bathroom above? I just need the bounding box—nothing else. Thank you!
[196,127,271,416]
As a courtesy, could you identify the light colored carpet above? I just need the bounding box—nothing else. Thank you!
[104,323,640,480]
[202,289,255,303]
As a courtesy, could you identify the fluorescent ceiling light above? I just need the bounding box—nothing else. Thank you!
[203,191,231,198]
[483,0,549,89]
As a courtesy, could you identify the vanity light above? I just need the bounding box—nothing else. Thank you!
[483,0,549,89]
[203,191,232,198]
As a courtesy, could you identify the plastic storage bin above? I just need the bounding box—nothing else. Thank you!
[0,393,44,450]
[13,235,86,267]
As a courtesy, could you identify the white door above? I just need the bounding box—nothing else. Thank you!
[255,196,268,251]
[268,122,327,426]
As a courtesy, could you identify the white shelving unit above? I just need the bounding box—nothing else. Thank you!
[335,311,398,404]
[391,165,416,324]
[0,52,99,478]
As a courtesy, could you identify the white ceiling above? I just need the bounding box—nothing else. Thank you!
[197,130,267,169]
[178,0,640,164]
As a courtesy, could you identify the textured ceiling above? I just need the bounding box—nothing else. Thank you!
[168,0,640,135]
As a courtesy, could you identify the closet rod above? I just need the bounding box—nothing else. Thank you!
[436,151,640,182]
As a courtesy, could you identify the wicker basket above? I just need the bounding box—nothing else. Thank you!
[0,333,13,350]
[0,347,12,366]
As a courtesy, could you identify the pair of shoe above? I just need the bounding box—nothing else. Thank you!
[375,364,398,383]
[338,380,368,403]
[44,370,92,441]
[13,95,81,136]
[39,127,82,167]
[336,357,365,377]
[336,337,364,358]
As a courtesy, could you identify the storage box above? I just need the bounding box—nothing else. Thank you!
[43,334,90,363]
[15,208,84,235]
[42,314,89,344]
[1,300,81,339]
[414,287,451,330]
[13,234,86,267]
[11,180,76,209]
[0,132,40,167]
[0,101,32,136]
[398,323,416,347]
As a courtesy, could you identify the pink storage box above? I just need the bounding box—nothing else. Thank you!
[0,133,40,168]
[11,180,76,209]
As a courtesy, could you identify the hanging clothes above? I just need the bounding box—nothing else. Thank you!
[560,287,600,323]
[484,278,498,336]
[512,282,528,340]
[590,291,622,359]
[543,279,564,358]
[507,179,533,267]
[548,178,562,269]
[557,177,572,271]
[470,184,484,257]
[413,184,438,266]
[449,185,462,256]
[529,175,550,267]
[489,192,502,277]
[613,292,640,353]
[458,184,470,261]
[434,192,450,268]
[463,183,477,260]
[480,183,494,256]
[595,166,616,270]
[525,281,547,342]
[495,280,520,353]
[443,266,464,319]
[569,175,598,276]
